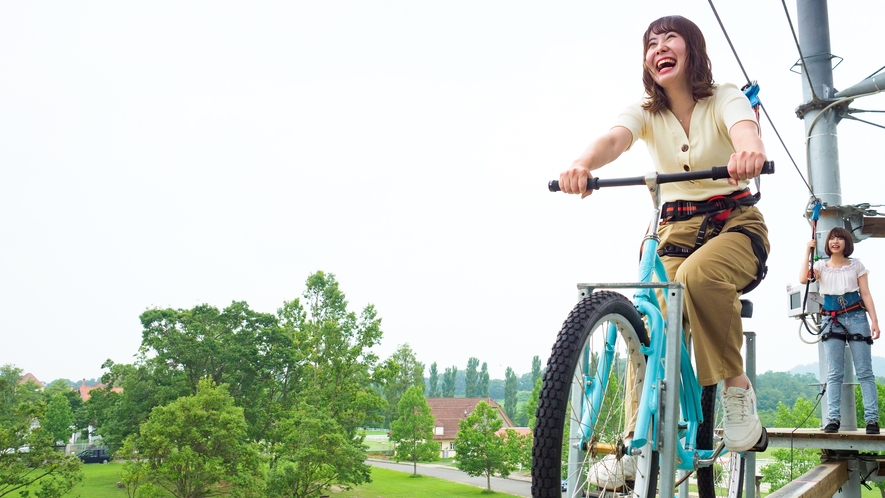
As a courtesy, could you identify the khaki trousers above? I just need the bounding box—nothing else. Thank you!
[658,205,769,386]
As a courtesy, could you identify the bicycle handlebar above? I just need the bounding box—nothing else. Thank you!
[547,161,775,192]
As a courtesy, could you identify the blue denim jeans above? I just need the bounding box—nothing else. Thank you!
[822,309,879,423]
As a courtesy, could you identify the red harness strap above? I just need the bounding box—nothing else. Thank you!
[661,188,757,224]
[822,302,864,316]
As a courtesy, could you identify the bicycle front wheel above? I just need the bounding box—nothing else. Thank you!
[697,384,745,498]
[532,291,654,498]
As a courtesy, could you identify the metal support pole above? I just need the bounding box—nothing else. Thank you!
[796,0,858,434]
[658,282,685,498]
[797,2,863,497]
[744,331,757,498]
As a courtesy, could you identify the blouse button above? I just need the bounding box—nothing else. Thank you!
[683,164,690,171]
[681,144,689,152]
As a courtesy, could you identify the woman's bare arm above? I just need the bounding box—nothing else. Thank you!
[859,273,880,339]
[559,126,633,198]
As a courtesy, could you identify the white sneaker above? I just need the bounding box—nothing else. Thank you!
[722,385,763,452]
[587,454,636,490]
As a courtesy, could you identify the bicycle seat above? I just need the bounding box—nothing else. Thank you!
[740,299,753,318]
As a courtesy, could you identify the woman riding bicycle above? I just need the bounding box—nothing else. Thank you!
[558,15,767,454]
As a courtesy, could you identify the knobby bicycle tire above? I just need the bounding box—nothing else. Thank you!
[532,291,655,498]
[697,384,745,498]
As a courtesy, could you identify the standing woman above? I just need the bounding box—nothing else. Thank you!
[559,15,768,452]
[800,227,880,434]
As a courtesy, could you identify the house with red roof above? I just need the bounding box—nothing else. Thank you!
[425,398,515,459]
[78,378,122,402]
[19,373,44,389]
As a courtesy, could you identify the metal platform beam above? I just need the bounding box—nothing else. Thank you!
[765,428,885,452]
[766,460,848,498]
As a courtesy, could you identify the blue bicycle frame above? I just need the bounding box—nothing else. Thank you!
[575,188,721,487]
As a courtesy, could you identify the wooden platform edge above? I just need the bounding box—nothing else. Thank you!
[766,460,848,498]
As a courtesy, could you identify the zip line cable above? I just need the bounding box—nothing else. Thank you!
[706,0,815,196]
[705,0,750,83]
[779,0,819,102]
[864,65,885,80]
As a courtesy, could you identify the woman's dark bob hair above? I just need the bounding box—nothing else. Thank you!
[641,15,714,113]
[825,226,855,257]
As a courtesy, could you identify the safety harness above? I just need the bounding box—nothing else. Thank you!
[657,188,768,294]
[654,83,768,294]
[820,292,872,344]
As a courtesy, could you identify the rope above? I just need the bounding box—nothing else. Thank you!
[779,0,819,101]
[864,64,885,80]
[706,0,751,83]
[706,0,816,196]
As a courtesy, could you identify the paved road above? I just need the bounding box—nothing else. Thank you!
[367,459,532,497]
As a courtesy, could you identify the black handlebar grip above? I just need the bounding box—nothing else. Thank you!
[548,177,602,192]
[710,161,775,180]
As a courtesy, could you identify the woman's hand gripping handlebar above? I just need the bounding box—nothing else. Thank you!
[548,161,775,192]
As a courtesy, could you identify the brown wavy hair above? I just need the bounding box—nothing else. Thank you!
[825,226,855,257]
[641,16,714,113]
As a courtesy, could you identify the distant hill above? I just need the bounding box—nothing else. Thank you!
[788,356,885,377]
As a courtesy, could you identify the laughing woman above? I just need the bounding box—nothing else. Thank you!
[558,15,769,454]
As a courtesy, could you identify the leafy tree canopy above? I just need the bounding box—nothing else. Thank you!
[123,379,264,498]
[0,365,83,498]
[266,403,370,498]
[390,385,439,476]
[453,401,517,491]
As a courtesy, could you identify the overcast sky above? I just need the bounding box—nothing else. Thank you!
[2,1,884,384]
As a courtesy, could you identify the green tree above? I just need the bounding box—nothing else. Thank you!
[526,377,542,430]
[442,367,457,398]
[118,437,151,498]
[453,401,516,491]
[287,271,388,434]
[266,271,386,494]
[42,379,72,399]
[84,359,184,448]
[464,357,480,398]
[91,296,298,449]
[126,379,264,498]
[382,343,425,427]
[531,356,542,385]
[42,380,83,434]
[489,378,505,400]
[138,300,294,445]
[427,362,440,398]
[390,386,439,476]
[754,371,820,413]
[503,428,531,471]
[266,403,370,498]
[760,397,822,492]
[854,381,885,427]
[0,365,41,425]
[0,365,83,498]
[504,367,518,420]
[42,392,73,445]
[479,363,490,398]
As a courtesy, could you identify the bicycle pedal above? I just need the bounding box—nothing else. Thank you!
[747,427,769,452]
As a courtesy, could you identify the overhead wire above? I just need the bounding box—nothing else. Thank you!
[706,0,816,197]
[864,65,885,80]
[779,0,819,102]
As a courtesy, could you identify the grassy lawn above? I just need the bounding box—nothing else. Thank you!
[333,467,520,497]
[61,462,135,498]
[55,462,517,498]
